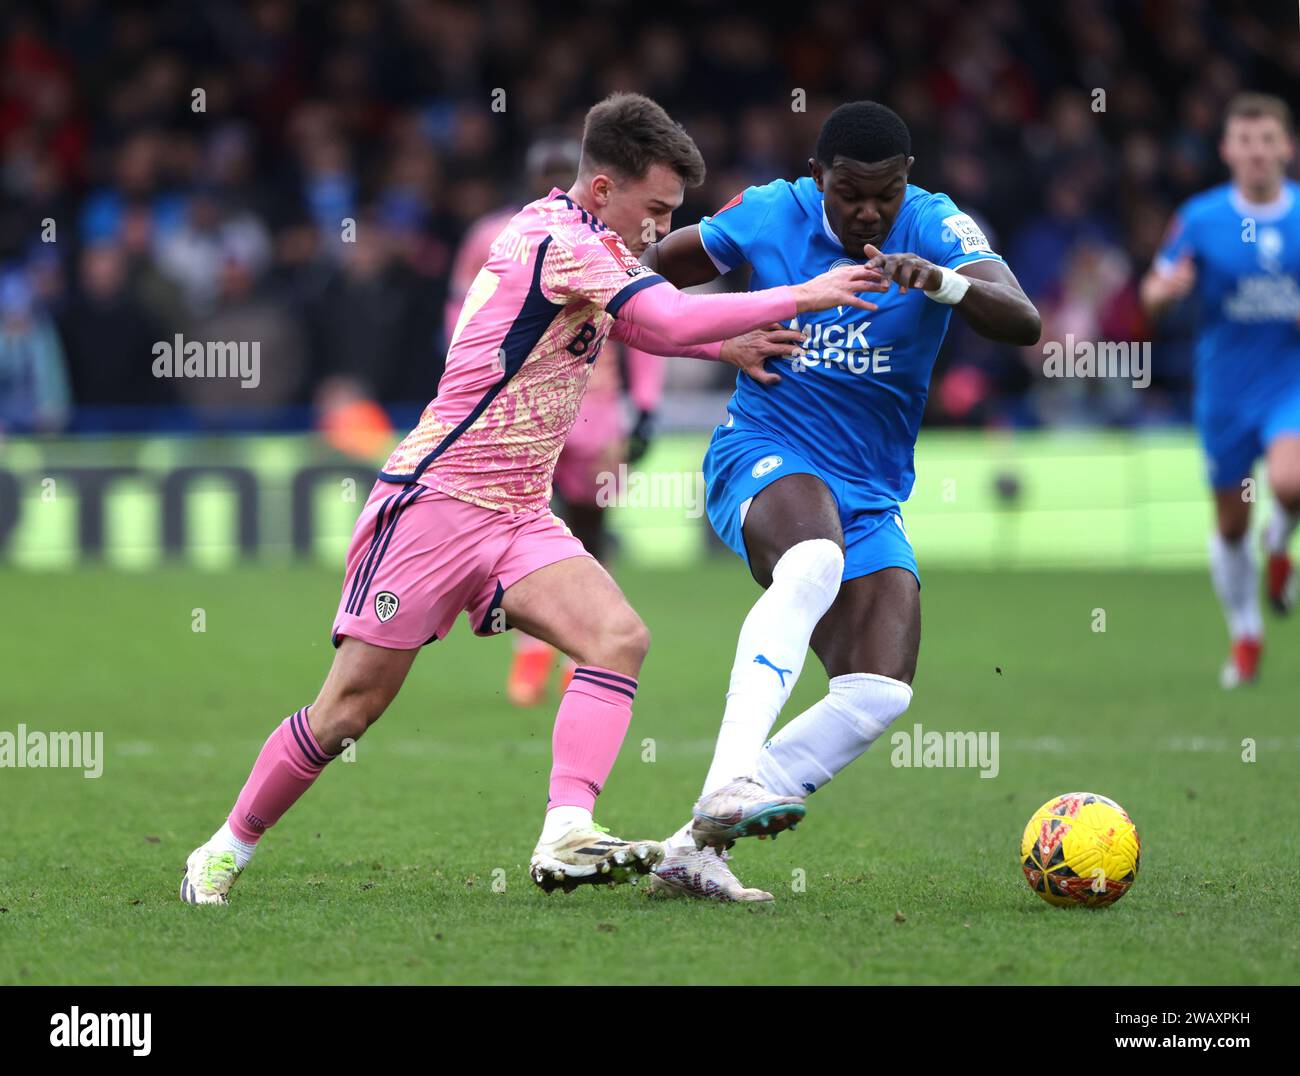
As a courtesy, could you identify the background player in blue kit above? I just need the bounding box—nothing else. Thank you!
[640,101,1042,901]
[1141,94,1300,689]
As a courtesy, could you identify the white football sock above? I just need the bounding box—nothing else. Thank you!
[540,804,591,843]
[1264,502,1300,555]
[664,819,695,853]
[700,538,844,796]
[755,673,912,797]
[206,820,259,870]
[1208,532,1262,640]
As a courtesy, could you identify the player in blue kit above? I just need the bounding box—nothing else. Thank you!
[1141,94,1300,689]
[640,101,1041,900]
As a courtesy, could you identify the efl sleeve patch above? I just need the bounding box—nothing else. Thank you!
[942,213,993,255]
[699,183,768,274]
[714,191,743,215]
[599,233,645,274]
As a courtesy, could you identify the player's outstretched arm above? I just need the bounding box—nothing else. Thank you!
[946,259,1042,346]
[611,318,804,385]
[1139,254,1196,322]
[619,263,886,346]
[640,225,721,289]
[612,318,801,362]
[862,243,1041,346]
[610,318,721,360]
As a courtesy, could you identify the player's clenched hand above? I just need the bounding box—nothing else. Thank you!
[862,244,943,293]
[720,324,807,385]
[792,263,887,313]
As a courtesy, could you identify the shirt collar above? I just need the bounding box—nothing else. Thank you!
[820,200,840,245]
[1230,184,1293,222]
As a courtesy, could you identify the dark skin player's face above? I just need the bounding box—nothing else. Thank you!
[811,153,913,257]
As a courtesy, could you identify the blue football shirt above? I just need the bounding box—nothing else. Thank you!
[1155,181,1300,426]
[699,177,1004,509]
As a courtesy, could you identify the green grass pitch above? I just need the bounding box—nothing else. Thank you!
[1,561,1297,985]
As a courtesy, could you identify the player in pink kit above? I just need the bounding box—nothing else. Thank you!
[181,93,883,902]
[447,139,668,706]
[519,308,666,701]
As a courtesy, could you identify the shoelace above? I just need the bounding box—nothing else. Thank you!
[587,822,629,846]
[735,776,773,800]
[202,851,238,888]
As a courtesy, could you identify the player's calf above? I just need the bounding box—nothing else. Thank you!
[180,706,334,905]
[1262,441,1300,614]
[1208,528,1265,681]
[1265,552,1295,616]
[500,557,663,891]
[700,537,845,795]
[756,673,914,796]
[309,636,417,751]
[181,638,416,905]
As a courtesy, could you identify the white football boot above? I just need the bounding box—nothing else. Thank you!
[180,846,242,905]
[690,776,806,850]
[530,823,663,894]
[649,844,774,902]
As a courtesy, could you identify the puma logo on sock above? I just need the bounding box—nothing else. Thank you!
[754,653,792,686]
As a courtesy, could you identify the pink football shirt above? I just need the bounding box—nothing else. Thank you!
[382,190,665,512]
[443,206,514,347]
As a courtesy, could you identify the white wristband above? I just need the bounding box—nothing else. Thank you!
[924,266,971,305]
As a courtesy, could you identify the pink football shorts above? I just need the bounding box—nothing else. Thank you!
[331,481,591,649]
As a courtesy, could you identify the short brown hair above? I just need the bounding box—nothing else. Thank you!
[580,93,706,186]
[1225,93,1293,133]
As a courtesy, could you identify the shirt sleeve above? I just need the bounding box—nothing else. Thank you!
[610,318,722,362]
[541,219,665,315]
[1153,207,1196,273]
[917,194,1005,271]
[698,184,775,274]
[445,212,508,342]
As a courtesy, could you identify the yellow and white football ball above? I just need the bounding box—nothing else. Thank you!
[1020,792,1140,907]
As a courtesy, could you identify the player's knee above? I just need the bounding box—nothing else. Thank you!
[1268,467,1300,511]
[587,606,651,673]
[612,610,652,667]
[312,684,388,748]
[772,538,845,596]
[1217,515,1250,543]
[830,673,913,739]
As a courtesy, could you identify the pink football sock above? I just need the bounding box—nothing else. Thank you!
[228,708,335,843]
[548,667,637,812]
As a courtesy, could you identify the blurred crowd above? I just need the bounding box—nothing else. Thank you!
[1,0,1297,435]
